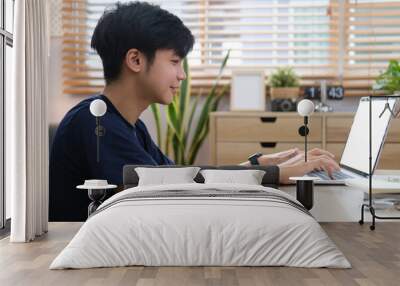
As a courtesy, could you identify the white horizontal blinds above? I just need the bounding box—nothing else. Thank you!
[61,0,203,95]
[62,0,101,95]
[344,0,400,96]
[189,0,340,87]
[155,0,205,85]
[62,0,339,95]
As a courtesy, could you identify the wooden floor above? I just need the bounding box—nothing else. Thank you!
[0,222,399,286]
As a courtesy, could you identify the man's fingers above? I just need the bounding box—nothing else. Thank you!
[322,155,340,170]
[310,154,340,170]
[317,149,335,158]
[308,156,339,178]
[314,160,333,178]
[273,148,301,165]
[321,159,339,178]
[309,148,335,158]
[280,148,300,157]
[286,148,300,159]
[326,166,334,179]
[321,165,332,179]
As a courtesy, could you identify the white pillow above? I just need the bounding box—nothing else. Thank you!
[135,167,201,186]
[200,169,266,185]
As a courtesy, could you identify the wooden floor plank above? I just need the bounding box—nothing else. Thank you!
[0,222,399,286]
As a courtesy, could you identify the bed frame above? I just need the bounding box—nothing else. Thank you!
[123,165,280,189]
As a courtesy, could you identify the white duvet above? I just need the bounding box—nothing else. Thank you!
[50,183,351,269]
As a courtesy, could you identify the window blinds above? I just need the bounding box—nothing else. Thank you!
[61,0,400,97]
[343,0,400,96]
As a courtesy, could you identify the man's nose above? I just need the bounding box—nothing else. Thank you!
[177,66,186,81]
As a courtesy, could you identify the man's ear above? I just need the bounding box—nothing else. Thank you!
[125,48,143,73]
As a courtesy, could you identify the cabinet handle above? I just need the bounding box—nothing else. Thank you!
[260,117,277,123]
[260,142,277,148]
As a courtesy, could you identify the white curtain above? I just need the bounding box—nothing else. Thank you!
[7,0,49,242]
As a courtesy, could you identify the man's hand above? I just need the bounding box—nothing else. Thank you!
[240,148,339,183]
[257,148,300,166]
[278,148,340,184]
[278,148,335,167]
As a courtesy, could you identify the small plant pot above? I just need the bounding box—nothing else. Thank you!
[270,87,300,100]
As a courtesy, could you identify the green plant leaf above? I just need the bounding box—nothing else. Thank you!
[188,123,209,164]
[179,58,191,125]
[167,102,183,143]
[166,102,186,163]
[375,60,400,94]
[189,92,214,149]
[184,92,200,146]
[172,134,180,164]
[150,103,162,147]
[187,51,230,164]
[165,125,171,157]
[188,85,228,164]
[213,85,228,111]
[268,67,300,88]
[218,49,230,78]
[187,91,219,162]
[151,50,230,164]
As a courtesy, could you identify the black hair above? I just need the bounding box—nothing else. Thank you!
[91,1,195,84]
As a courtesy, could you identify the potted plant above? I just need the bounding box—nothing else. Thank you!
[268,67,300,99]
[374,59,400,95]
[150,51,230,165]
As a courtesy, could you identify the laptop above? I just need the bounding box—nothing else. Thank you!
[309,97,398,185]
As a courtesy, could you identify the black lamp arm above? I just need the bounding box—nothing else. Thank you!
[304,116,308,162]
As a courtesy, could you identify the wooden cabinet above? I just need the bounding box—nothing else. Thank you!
[325,116,353,142]
[209,112,322,165]
[325,113,353,164]
[216,142,322,165]
[324,113,400,169]
[216,116,322,142]
[210,112,400,169]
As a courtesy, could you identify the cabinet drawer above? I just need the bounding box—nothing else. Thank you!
[387,118,400,143]
[326,143,400,169]
[216,116,322,142]
[326,143,345,163]
[216,142,322,165]
[326,116,400,143]
[326,116,353,142]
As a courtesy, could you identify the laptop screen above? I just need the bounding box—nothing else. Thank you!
[340,97,397,175]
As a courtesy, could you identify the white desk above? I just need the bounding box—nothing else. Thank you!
[279,173,400,222]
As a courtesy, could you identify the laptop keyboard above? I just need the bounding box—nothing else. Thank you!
[308,170,354,180]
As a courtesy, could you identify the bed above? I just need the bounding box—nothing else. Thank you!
[50,165,350,269]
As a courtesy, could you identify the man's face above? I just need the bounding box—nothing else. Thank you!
[140,49,186,105]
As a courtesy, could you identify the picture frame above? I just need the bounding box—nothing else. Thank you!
[230,70,266,111]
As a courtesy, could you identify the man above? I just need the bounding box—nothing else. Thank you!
[49,2,339,221]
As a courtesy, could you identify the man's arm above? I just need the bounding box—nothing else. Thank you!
[239,148,300,166]
[239,148,340,184]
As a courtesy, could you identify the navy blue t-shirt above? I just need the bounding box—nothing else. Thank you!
[49,94,174,221]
